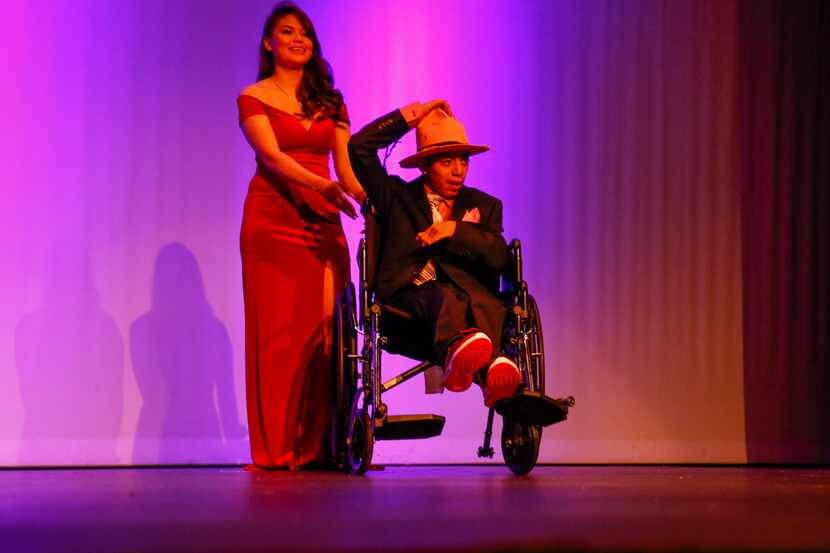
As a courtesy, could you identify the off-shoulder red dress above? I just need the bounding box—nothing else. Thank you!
[237,94,350,469]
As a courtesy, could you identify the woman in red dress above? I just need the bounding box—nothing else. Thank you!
[237,2,364,469]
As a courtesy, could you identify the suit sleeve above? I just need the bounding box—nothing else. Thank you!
[347,109,411,214]
[445,198,511,272]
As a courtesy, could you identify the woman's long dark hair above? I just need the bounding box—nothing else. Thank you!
[257,2,347,124]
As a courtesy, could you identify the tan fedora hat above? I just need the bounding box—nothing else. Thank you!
[399,109,489,168]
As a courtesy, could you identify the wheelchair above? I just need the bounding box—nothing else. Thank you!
[332,207,574,475]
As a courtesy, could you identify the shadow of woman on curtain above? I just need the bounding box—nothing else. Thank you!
[15,242,124,465]
[130,243,246,464]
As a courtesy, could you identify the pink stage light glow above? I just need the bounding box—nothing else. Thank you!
[1,0,746,466]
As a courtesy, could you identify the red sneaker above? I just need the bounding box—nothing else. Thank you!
[483,356,522,407]
[444,330,493,392]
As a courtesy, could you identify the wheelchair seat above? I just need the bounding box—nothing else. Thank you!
[377,304,437,362]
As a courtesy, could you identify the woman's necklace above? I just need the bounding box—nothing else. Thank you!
[272,77,303,114]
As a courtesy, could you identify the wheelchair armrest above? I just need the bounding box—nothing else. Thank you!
[500,238,524,295]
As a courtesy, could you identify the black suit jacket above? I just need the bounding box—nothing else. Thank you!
[348,109,511,344]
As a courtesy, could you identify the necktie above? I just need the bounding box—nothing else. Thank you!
[413,194,453,285]
[428,196,452,220]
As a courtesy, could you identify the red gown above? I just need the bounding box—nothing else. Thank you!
[237,95,350,469]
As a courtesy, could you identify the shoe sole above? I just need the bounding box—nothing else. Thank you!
[445,332,493,392]
[484,357,522,407]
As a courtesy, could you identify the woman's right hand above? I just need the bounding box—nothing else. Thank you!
[319,180,358,219]
[401,99,453,128]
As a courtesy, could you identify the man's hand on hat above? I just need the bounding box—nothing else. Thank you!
[416,221,457,246]
[401,99,453,128]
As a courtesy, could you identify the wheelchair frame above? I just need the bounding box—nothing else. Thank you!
[332,221,571,475]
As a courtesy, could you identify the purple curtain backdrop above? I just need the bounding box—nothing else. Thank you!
[0,0,824,466]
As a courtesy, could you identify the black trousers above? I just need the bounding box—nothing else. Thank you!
[386,280,476,362]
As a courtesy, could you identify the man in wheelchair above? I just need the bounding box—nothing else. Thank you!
[348,100,521,408]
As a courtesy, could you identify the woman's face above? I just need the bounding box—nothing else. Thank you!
[266,14,313,69]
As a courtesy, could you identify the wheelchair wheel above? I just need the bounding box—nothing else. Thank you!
[332,283,358,471]
[503,294,543,475]
[527,295,545,394]
[345,390,373,474]
[501,417,541,475]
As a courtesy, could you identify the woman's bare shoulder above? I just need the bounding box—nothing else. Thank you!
[239,80,274,102]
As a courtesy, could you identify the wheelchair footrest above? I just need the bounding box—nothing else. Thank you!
[493,390,572,427]
[375,414,446,440]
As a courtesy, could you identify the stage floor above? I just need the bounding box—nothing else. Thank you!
[1,465,829,552]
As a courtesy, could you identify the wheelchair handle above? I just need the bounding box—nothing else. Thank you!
[510,239,523,283]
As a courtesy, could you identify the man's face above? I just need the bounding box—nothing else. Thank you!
[422,153,470,199]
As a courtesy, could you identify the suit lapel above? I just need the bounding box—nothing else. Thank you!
[407,175,434,227]
[450,187,473,221]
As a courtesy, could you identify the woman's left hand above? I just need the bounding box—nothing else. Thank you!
[349,189,367,206]
[319,180,358,219]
